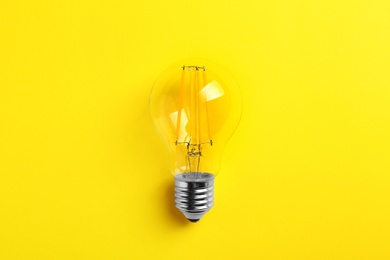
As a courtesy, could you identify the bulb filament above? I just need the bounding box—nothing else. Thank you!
[175,65,213,172]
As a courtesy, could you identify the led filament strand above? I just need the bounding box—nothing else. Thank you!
[175,65,212,172]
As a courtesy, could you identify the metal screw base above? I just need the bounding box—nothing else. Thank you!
[174,172,215,222]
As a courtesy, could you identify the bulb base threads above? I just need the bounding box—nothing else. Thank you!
[174,172,215,222]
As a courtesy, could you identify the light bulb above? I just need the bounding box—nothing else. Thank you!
[150,59,242,222]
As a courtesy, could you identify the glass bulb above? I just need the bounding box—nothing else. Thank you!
[150,59,242,222]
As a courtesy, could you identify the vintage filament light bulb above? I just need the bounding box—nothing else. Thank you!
[150,59,242,222]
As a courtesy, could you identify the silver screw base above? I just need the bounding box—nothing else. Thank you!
[174,173,215,222]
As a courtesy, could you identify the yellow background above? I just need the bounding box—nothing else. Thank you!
[1,0,389,259]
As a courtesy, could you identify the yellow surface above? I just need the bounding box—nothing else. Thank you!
[0,0,389,259]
